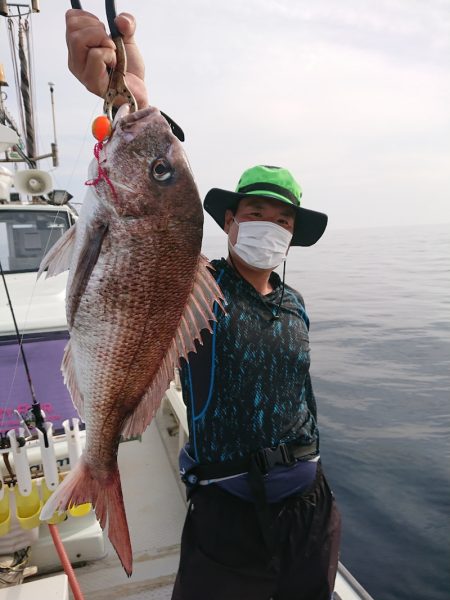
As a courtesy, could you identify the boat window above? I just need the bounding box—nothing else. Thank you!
[0,210,71,273]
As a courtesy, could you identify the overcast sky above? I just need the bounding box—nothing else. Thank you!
[1,0,449,239]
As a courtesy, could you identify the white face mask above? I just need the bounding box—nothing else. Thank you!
[228,219,293,270]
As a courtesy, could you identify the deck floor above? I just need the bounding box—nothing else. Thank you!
[71,419,186,599]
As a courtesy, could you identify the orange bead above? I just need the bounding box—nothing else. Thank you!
[92,115,112,142]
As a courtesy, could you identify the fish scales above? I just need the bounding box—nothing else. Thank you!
[39,106,223,575]
[76,228,199,464]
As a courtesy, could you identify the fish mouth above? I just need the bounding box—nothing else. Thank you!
[116,105,158,126]
[111,105,169,142]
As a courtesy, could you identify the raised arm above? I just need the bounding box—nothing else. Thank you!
[65,8,149,109]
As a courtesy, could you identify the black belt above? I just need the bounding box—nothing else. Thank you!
[183,440,318,569]
[182,440,318,486]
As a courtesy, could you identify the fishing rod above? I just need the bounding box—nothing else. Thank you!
[0,259,48,446]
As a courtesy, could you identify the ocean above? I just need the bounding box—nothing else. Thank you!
[202,222,449,600]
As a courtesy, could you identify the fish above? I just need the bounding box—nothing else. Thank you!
[38,105,223,576]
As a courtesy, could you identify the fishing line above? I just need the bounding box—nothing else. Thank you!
[2,343,24,430]
[65,98,106,211]
[55,20,117,207]
[1,205,67,428]
[0,112,46,429]
[86,141,118,200]
[1,96,104,429]
[1,263,51,447]
[49,59,111,201]
[2,13,117,426]
[0,261,39,421]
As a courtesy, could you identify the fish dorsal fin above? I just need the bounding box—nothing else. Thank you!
[61,340,85,420]
[37,223,77,280]
[121,254,224,439]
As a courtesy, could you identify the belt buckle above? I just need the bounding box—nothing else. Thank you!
[254,444,292,473]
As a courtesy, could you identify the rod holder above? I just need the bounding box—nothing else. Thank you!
[37,422,59,491]
[62,418,82,468]
[7,428,31,496]
[40,477,66,524]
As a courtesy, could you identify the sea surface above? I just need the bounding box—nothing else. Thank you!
[202,222,449,600]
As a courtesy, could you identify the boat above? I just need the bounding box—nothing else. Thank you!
[0,2,374,598]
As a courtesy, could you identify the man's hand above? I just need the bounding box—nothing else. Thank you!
[65,9,149,108]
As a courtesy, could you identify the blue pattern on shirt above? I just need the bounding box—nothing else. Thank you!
[180,258,319,464]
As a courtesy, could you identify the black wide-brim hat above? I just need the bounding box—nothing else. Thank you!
[204,165,328,247]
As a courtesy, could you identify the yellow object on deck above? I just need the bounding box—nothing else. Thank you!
[14,481,42,530]
[68,502,91,518]
[0,485,11,536]
[40,479,66,524]
[58,471,91,517]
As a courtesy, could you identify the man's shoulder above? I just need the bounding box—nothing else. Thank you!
[283,284,309,329]
[210,258,225,270]
[208,258,230,283]
[283,282,305,308]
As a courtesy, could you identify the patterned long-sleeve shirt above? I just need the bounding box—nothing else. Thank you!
[180,257,319,465]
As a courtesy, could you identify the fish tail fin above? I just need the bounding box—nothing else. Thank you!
[40,456,132,576]
[103,468,133,577]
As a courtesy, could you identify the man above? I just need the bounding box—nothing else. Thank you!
[65,9,341,600]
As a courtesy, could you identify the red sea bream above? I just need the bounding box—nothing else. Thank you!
[39,105,223,575]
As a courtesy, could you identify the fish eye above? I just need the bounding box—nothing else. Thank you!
[151,158,173,182]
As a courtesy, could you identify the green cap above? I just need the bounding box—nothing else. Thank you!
[204,165,328,246]
[235,165,302,207]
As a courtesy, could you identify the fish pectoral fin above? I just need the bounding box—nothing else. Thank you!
[61,340,85,420]
[67,221,109,327]
[121,254,224,439]
[37,223,77,279]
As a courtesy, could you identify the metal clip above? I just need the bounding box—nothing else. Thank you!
[70,0,138,121]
